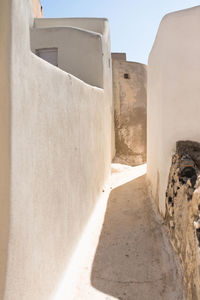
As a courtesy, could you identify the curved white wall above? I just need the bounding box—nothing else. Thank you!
[31,17,114,155]
[0,0,113,299]
[147,6,200,215]
[34,17,107,35]
[31,26,104,88]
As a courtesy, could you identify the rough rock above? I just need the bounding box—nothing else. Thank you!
[165,141,200,299]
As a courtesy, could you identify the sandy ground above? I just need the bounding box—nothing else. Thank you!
[71,164,185,300]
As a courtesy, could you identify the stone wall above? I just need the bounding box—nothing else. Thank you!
[112,53,147,166]
[165,141,200,300]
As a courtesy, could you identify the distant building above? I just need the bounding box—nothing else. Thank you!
[112,53,147,166]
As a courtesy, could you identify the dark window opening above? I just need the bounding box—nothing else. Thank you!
[124,73,130,79]
[36,48,58,67]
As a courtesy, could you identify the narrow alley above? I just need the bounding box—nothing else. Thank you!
[3,2,200,299]
[72,164,185,300]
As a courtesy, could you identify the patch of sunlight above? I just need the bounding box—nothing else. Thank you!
[111,163,147,189]
[51,182,117,300]
[52,163,145,299]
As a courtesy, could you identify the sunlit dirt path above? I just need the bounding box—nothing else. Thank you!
[72,164,185,300]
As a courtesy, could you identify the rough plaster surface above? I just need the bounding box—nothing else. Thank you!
[72,164,185,300]
[147,5,200,215]
[165,141,200,299]
[111,52,126,61]
[112,54,147,166]
[0,0,112,299]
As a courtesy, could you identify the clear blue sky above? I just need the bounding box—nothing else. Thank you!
[40,0,200,64]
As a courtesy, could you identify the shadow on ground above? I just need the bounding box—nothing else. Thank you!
[91,175,185,300]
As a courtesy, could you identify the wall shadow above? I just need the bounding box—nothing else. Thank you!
[91,175,184,300]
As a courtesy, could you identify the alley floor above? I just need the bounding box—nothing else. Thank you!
[71,164,185,300]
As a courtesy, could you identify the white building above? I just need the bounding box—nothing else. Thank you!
[0,0,113,299]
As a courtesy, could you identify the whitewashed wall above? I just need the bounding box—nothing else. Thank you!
[147,6,200,215]
[31,25,104,88]
[0,0,113,299]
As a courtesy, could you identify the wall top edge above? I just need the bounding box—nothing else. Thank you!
[31,25,103,39]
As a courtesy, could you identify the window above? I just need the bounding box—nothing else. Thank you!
[124,73,130,79]
[36,48,58,67]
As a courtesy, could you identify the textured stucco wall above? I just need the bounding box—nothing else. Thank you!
[1,1,112,299]
[112,54,147,166]
[147,6,200,216]
[31,0,43,18]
